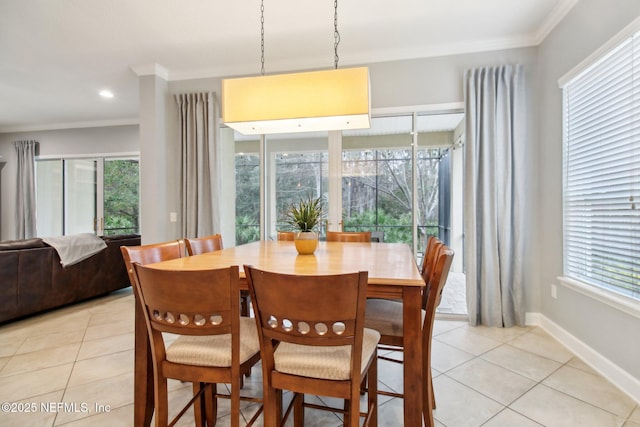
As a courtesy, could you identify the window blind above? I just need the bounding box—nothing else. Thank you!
[563,32,640,299]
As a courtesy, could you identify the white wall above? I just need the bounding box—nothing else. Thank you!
[0,125,138,240]
[537,0,640,388]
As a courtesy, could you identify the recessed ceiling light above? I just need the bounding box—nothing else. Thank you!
[99,90,114,98]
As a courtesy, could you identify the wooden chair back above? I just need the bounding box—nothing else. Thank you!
[422,246,454,331]
[277,231,295,241]
[120,240,186,287]
[326,231,371,242]
[185,234,223,256]
[421,237,444,309]
[132,264,238,337]
[245,266,367,348]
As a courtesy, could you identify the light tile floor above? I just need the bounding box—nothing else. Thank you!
[0,288,638,426]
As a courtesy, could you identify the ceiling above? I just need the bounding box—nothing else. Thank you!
[0,0,576,133]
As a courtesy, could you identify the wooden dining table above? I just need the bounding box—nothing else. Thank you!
[133,240,426,426]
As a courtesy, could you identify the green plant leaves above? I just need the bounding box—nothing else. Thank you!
[285,195,322,232]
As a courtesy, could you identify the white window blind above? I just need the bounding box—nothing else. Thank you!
[562,32,640,299]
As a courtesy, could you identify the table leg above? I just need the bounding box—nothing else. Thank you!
[134,293,154,427]
[240,290,250,317]
[403,287,424,427]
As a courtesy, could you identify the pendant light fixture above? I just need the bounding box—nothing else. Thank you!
[222,0,371,135]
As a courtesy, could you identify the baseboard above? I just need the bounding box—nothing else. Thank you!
[435,312,468,321]
[525,312,640,404]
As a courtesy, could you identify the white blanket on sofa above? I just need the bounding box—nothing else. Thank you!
[42,233,107,267]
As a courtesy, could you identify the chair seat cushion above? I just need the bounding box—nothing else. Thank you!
[166,317,259,367]
[274,328,380,381]
[365,298,425,337]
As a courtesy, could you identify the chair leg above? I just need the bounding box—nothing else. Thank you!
[342,397,351,426]
[231,379,241,427]
[154,376,169,427]
[423,369,435,427]
[360,373,367,395]
[263,386,280,427]
[431,377,436,409]
[204,383,217,426]
[346,397,359,427]
[367,359,378,427]
[293,393,304,427]
[192,382,205,427]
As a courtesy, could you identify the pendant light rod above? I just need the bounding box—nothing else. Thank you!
[334,0,340,69]
[260,0,265,75]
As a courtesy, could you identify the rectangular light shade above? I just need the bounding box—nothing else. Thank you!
[222,67,370,135]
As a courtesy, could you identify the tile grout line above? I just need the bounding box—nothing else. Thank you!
[53,309,93,427]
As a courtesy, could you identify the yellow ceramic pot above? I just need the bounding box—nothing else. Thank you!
[294,231,318,255]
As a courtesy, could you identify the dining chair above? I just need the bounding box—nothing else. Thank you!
[131,263,262,427]
[244,265,379,427]
[121,240,187,286]
[326,231,371,242]
[420,246,454,425]
[366,237,443,348]
[364,243,454,427]
[184,234,223,255]
[120,240,188,426]
[277,231,295,241]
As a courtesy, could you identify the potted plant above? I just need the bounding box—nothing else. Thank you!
[285,195,322,255]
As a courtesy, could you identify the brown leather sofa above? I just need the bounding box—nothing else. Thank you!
[0,234,141,323]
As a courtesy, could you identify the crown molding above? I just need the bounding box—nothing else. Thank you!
[0,118,139,134]
[130,63,170,80]
[168,36,541,83]
[533,0,580,44]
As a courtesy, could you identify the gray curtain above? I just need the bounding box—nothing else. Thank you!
[14,140,38,239]
[463,65,526,327]
[175,92,220,238]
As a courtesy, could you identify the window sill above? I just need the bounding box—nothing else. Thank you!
[557,276,640,320]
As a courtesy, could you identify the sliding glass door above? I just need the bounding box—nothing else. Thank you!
[36,159,63,237]
[65,159,97,235]
[36,157,139,237]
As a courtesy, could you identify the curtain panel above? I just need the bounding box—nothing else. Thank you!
[175,92,221,238]
[14,140,38,239]
[463,65,526,327]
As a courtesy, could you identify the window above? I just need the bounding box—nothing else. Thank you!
[275,151,328,235]
[562,31,640,299]
[36,156,139,237]
[342,148,413,243]
[235,153,260,244]
[342,115,457,255]
[231,112,462,257]
[103,158,140,236]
